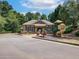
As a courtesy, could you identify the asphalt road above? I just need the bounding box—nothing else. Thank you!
[0,34,79,59]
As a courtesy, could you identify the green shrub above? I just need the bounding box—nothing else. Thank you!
[64,26,73,34]
[75,31,79,37]
[17,29,21,33]
[52,25,59,36]
[52,27,58,33]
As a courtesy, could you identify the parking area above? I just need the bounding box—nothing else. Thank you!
[0,33,79,59]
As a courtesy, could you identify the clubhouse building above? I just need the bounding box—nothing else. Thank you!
[22,19,53,34]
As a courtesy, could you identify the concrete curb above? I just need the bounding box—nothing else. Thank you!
[43,38,79,46]
[33,37,79,46]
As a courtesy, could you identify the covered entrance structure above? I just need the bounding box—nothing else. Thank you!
[34,24,46,33]
[22,20,53,34]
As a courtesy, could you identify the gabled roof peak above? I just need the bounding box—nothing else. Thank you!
[23,20,53,25]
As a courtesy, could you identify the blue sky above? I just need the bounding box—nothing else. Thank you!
[6,0,65,15]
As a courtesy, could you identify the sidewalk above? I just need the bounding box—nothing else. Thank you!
[34,35,79,46]
[46,36,79,46]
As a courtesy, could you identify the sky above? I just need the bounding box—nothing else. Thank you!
[6,0,65,15]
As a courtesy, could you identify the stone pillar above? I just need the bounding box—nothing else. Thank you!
[29,26,30,32]
[31,26,32,32]
[27,26,29,32]
[42,27,45,32]
[25,25,26,31]
[35,27,37,33]
[30,26,32,32]
[23,25,26,32]
[22,25,26,33]
[28,26,29,32]
[30,26,31,32]
[33,27,34,32]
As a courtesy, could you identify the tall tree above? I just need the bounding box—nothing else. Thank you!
[58,6,69,25]
[25,12,33,21]
[0,15,6,32]
[65,0,79,28]
[33,12,40,20]
[41,14,47,20]
[0,1,12,17]
[16,13,25,25]
[4,10,20,32]
[48,5,62,22]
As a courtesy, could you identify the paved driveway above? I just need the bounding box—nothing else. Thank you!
[0,34,79,59]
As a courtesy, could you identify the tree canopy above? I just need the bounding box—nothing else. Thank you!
[0,1,47,33]
[48,0,79,28]
[0,0,79,33]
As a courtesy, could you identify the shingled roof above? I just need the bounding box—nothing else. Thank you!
[23,20,53,25]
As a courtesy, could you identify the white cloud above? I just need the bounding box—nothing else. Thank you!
[20,12,26,15]
[21,0,64,9]
[31,11,37,13]
[31,10,43,14]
